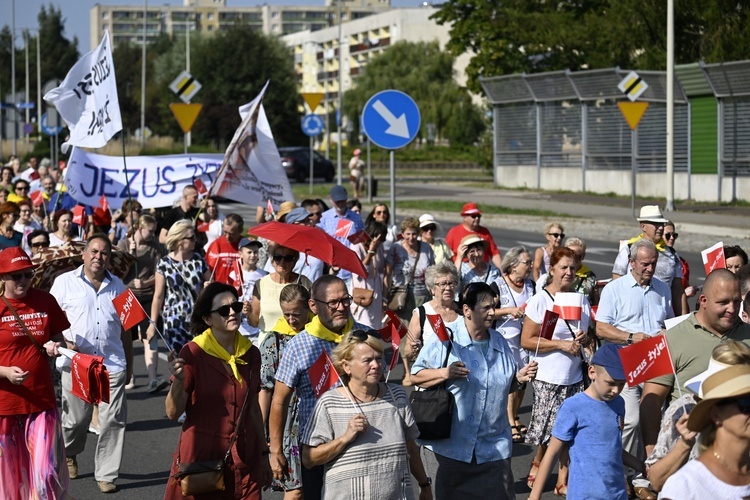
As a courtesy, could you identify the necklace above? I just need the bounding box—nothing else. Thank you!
[349,383,380,404]
[712,449,750,476]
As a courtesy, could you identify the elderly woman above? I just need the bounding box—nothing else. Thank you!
[661,364,750,499]
[412,283,538,499]
[491,246,535,443]
[386,216,436,322]
[365,203,398,252]
[455,234,501,290]
[565,237,599,305]
[350,221,387,329]
[301,330,432,500]
[533,222,564,281]
[166,283,272,499]
[521,247,593,495]
[249,245,312,346]
[0,247,71,499]
[148,220,210,353]
[0,201,22,249]
[418,214,452,265]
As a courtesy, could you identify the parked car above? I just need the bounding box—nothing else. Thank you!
[278,147,335,182]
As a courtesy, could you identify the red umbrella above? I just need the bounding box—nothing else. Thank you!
[248,221,368,278]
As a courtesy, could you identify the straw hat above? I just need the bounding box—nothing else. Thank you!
[276,201,297,222]
[687,364,750,432]
[459,234,488,250]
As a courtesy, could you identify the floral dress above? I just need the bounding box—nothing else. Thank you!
[156,253,208,351]
[259,332,302,491]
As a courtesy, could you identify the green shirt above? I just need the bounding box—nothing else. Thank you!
[650,312,750,402]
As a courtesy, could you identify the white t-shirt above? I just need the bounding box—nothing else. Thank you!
[661,459,750,500]
[238,268,268,339]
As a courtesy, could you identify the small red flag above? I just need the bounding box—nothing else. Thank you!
[72,205,86,226]
[347,229,371,245]
[266,199,274,216]
[426,314,450,342]
[98,193,110,213]
[194,178,208,196]
[701,242,726,276]
[384,310,409,340]
[552,292,583,321]
[540,309,560,340]
[113,289,149,331]
[196,221,210,233]
[29,190,44,207]
[71,352,110,405]
[308,350,341,398]
[618,335,674,386]
[334,219,354,239]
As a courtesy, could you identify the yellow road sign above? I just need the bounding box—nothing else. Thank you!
[618,102,649,131]
[170,103,203,133]
[301,93,324,112]
[618,71,649,102]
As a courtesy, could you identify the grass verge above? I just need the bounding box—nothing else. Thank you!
[396,200,570,218]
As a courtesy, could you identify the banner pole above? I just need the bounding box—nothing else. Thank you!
[120,133,138,276]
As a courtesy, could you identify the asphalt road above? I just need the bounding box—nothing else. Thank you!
[65,202,703,499]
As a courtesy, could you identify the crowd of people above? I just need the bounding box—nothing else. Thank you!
[1,154,750,499]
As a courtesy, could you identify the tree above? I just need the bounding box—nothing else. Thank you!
[343,40,485,146]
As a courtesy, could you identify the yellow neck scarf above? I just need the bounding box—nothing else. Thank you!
[193,328,253,384]
[576,263,592,278]
[628,233,666,253]
[304,315,353,344]
[271,313,314,337]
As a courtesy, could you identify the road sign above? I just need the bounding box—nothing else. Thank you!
[169,70,202,104]
[361,90,420,150]
[301,114,324,137]
[301,93,324,112]
[618,71,649,102]
[618,102,649,131]
[169,103,203,133]
[16,102,35,110]
[40,112,63,136]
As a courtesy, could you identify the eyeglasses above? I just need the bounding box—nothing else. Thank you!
[210,302,243,317]
[308,211,322,218]
[519,260,533,266]
[8,271,34,280]
[467,214,481,219]
[314,295,352,311]
[15,186,28,191]
[643,221,665,227]
[350,329,380,342]
[720,395,750,415]
[434,281,457,289]
[273,254,297,264]
[664,232,678,240]
[421,225,437,232]
[548,233,565,239]
[31,241,49,248]
[374,210,387,215]
[183,234,196,241]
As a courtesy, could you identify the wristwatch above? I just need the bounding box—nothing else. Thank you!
[419,477,432,488]
[627,333,634,345]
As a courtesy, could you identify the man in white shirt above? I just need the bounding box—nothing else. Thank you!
[50,235,132,493]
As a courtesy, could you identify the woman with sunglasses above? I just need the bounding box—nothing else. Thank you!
[660,363,750,499]
[0,201,23,250]
[532,222,564,282]
[165,282,272,499]
[249,244,312,346]
[418,214,452,265]
[148,220,211,354]
[302,329,432,500]
[455,234,501,291]
[0,246,72,499]
[411,282,537,499]
[662,221,696,299]
[365,203,398,252]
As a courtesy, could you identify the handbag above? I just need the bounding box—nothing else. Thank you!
[352,287,374,307]
[409,330,455,440]
[388,244,421,313]
[171,379,251,496]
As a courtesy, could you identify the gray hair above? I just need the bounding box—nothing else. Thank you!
[425,261,459,289]
[500,246,529,275]
[564,237,587,251]
[630,238,658,261]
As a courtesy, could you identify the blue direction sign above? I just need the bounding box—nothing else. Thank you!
[361,90,420,150]
[41,112,63,136]
[301,114,324,137]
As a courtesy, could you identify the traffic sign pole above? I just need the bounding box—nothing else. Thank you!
[309,136,314,195]
[366,138,371,203]
[390,150,396,222]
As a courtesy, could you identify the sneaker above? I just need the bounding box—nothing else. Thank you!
[147,378,169,394]
[97,481,117,493]
[125,375,136,390]
[66,456,78,479]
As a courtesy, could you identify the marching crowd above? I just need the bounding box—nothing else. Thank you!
[1,154,750,499]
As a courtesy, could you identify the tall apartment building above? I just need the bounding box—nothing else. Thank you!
[89,0,390,50]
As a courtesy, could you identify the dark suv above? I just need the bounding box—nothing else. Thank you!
[278,147,335,182]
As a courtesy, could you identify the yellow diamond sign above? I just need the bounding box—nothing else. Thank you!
[170,103,203,134]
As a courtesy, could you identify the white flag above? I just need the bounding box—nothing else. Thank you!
[43,31,122,153]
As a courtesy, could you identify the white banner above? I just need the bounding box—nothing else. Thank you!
[43,31,122,153]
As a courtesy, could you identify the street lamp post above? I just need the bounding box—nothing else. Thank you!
[11,0,17,156]
[336,0,343,185]
[140,0,147,148]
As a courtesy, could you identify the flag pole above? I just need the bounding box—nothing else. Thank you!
[120,133,138,277]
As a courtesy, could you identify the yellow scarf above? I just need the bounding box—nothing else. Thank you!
[304,315,354,344]
[271,313,314,337]
[627,233,666,253]
[193,328,253,384]
[576,263,592,278]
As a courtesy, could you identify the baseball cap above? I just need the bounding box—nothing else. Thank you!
[591,343,626,381]
[238,238,262,250]
[460,202,482,216]
[330,185,348,202]
[0,246,36,274]
[286,207,312,224]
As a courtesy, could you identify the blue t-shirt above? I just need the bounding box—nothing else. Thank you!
[553,392,627,500]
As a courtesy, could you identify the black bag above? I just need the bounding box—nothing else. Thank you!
[409,332,455,440]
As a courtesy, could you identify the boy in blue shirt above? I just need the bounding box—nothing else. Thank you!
[529,344,645,499]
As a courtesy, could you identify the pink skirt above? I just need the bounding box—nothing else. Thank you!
[0,407,72,500]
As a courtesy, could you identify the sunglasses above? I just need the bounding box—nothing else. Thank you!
[664,232,678,240]
[548,232,565,239]
[31,241,50,248]
[421,225,437,232]
[720,395,750,415]
[183,234,196,241]
[350,329,381,342]
[273,254,297,264]
[8,271,34,280]
[210,302,243,317]
[15,186,28,191]
[314,295,352,311]
[467,214,481,219]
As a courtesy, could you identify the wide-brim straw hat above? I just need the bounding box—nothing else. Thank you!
[687,364,750,432]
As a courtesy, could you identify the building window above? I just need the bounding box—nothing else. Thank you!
[208,13,214,20]
[102,11,110,20]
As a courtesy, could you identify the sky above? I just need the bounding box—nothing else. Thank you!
[4,0,418,51]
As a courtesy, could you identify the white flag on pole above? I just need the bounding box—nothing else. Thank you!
[43,31,122,153]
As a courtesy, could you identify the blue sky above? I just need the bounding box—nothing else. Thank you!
[5,0,418,50]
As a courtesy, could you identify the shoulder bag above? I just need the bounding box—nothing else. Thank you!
[408,329,455,440]
[388,244,421,313]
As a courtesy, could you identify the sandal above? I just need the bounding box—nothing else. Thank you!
[515,420,528,435]
[527,460,540,489]
[511,426,524,443]
[554,483,568,496]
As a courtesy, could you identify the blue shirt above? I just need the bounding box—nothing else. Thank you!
[411,320,517,464]
[597,271,674,338]
[553,392,627,500]
[317,208,364,282]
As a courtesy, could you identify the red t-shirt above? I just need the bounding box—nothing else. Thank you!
[0,289,71,415]
[444,223,501,260]
[205,236,242,290]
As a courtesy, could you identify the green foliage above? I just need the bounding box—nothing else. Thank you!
[342,41,485,146]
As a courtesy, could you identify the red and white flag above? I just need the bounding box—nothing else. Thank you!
[701,242,726,276]
[98,193,110,213]
[266,199,274,217]
[540,309,560,340]
[72,205,86,226]
[618,335,674,386]
[308,350,341,398]
[382,310,409,342]
[30,190,44,207]
[334,219,354,239]
[377,316,403,371]
[194,178,208,196]
[196,220,210,233]
[347,230,371,245]
[113,289,148,331]
[552,292,583,321]
[426,314,451,342]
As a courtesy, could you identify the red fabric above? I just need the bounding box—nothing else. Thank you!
[334,219,353,238]
[30,190,44,207]
[618,335,674,386]
[99,194,110,212]
[444,224,500,260]
[72,205,86,226]
[193,178,208,196]
[165,342,263,500]
[205,236,241,289]
[113,288,148,331]
[308,351,341,398]
[702,244,726,276]
[540,310,560,340]
[0,289,71,415]
[70,353,110,405]
[426,314,450,342]
[347,229,370,245]
[679,257,690,290]
[378,315,403,371]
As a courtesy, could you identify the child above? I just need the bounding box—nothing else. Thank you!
[238,238,268,340]
[529,343,645,499]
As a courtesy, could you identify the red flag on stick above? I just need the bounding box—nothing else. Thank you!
[701,242,726,276]
[426,314,451,342]
[266,199,274,217]
[194,178,208,196]
[98,193,110,213]
[196,221,210,233]
[30,190,45,207]
[552,292,583,321]
[618,335,674,387]
[334,219,354,239]
[72,205,86,226]
[308,350,341,398]
[384,310,409,341]
[113,289,148,331]
[347,229,371,245]
[540,309,560,340]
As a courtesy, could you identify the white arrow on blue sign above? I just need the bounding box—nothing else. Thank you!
[41,112,63,136]
[301,114,325,137]
[361,90,420,150]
